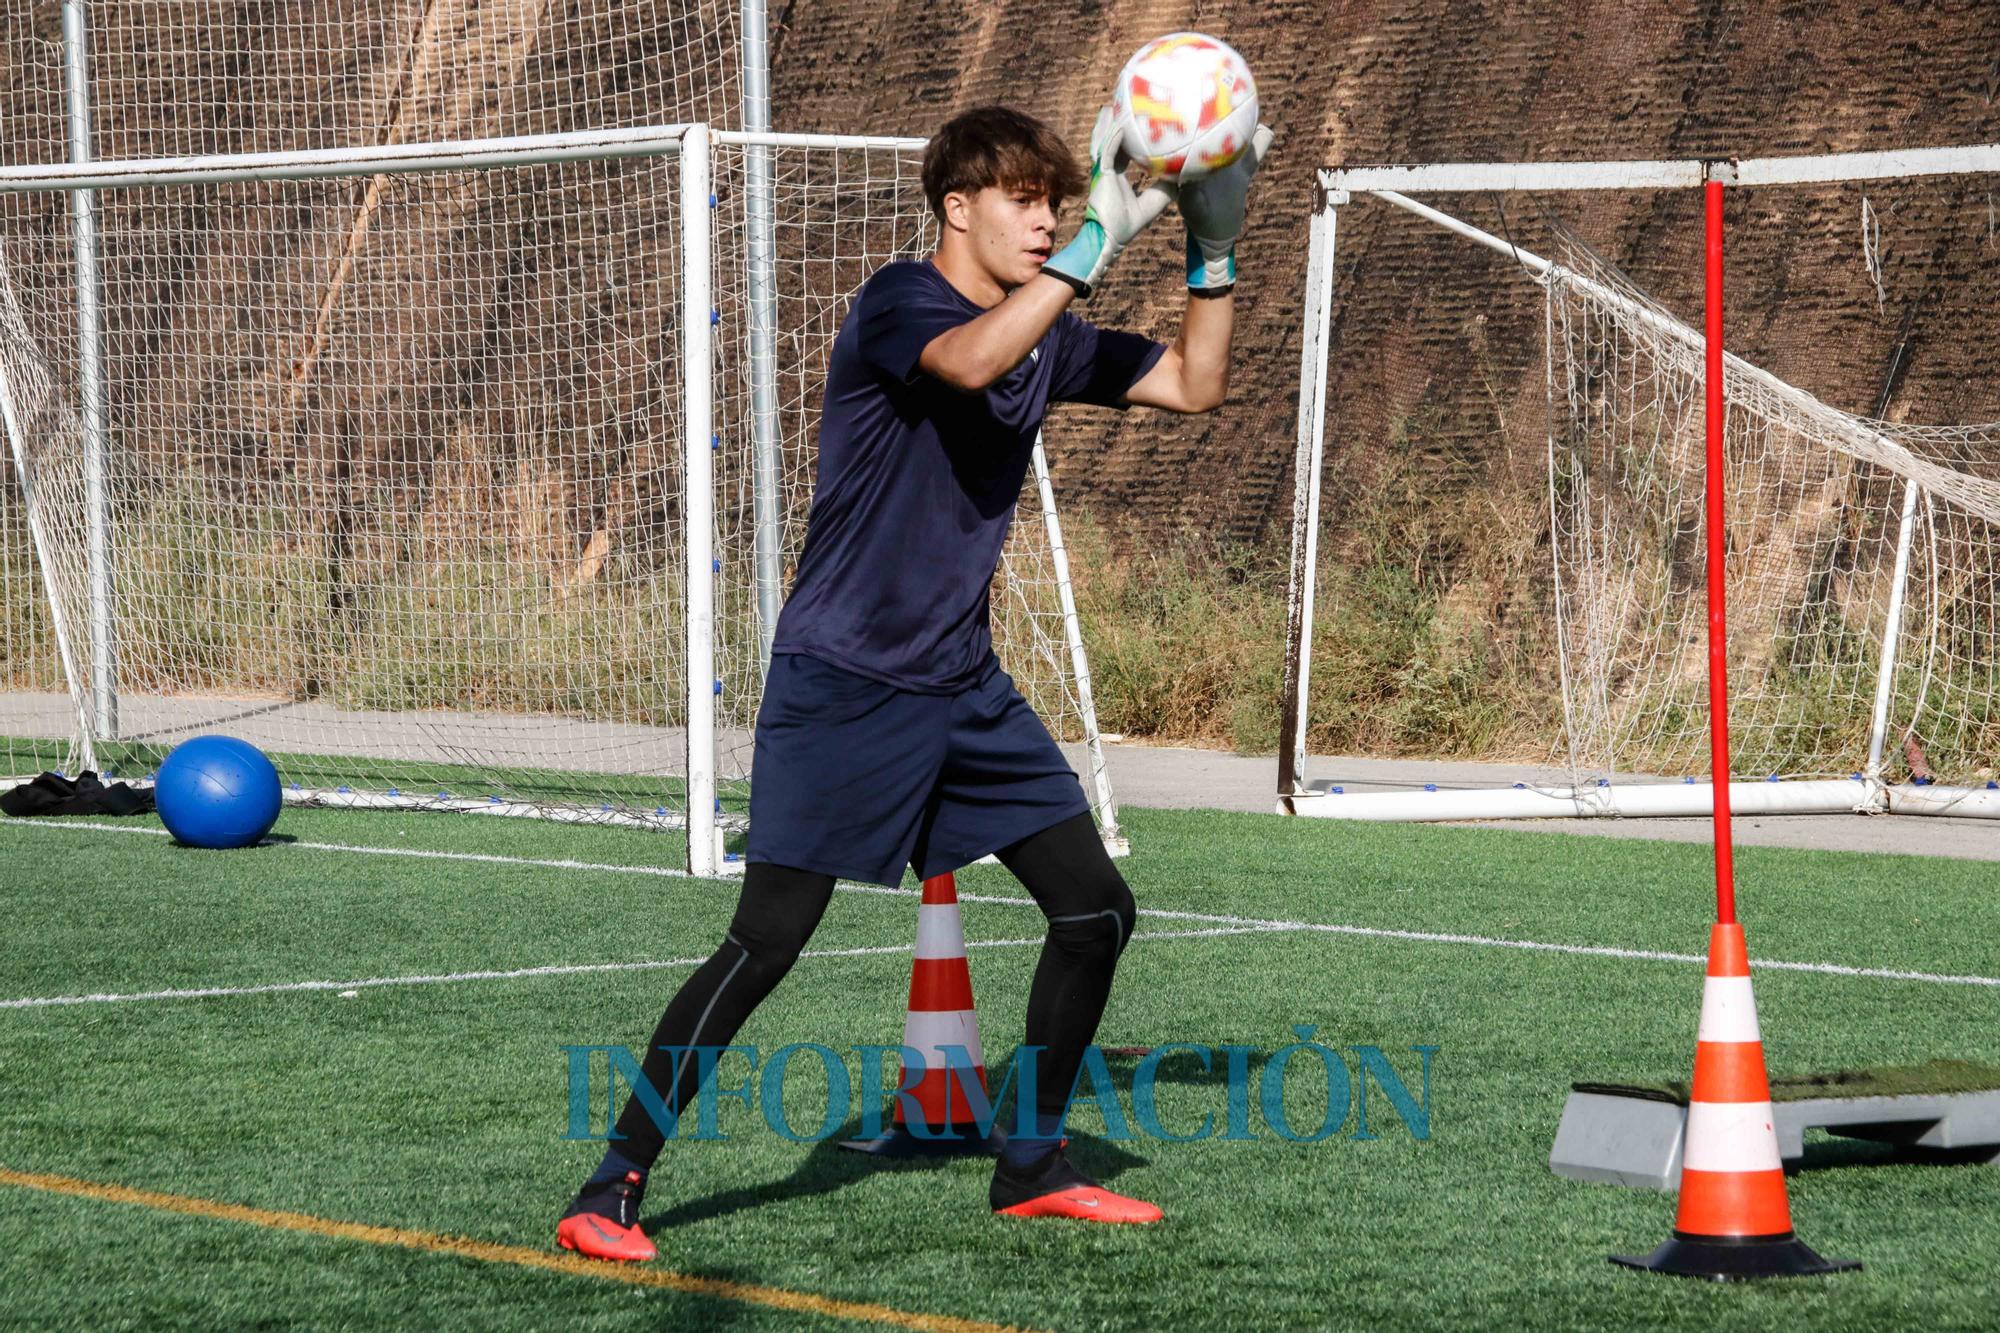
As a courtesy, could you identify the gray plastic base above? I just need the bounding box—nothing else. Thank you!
[1553,1086,2000,1190]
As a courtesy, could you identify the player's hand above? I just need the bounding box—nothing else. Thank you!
[1043,106,1178,299]
[1178,123,1273,295]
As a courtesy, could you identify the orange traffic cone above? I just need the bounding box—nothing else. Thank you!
[1612,922,1857,1279]
[841,873,1006,1157]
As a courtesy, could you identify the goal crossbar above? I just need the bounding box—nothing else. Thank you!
[1323,142,2000,194]
[0,124,697,195]
[0,129,939,199]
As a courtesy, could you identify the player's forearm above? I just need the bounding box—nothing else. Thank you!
[1171,289,1232,411]
[919,274,1076,392]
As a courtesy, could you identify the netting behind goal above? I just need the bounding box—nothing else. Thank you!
[1286,162,1999,811]
[7,0,742,159]
[0,3,733,829]
[1545,218,2000,788]
[0,8,1124,859]
[1,147,696,818]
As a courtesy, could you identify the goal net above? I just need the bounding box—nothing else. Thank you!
[20,0,747,156]
[1281,149,2000,820]
[0,14,1121,869]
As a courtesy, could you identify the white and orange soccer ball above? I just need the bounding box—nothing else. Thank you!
[1110,32,1258,183]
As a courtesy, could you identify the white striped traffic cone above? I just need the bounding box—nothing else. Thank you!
[841,872,1006,1157]
[1612,922,1857,1279]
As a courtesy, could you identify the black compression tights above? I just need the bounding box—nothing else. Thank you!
[610,812,1135,1164]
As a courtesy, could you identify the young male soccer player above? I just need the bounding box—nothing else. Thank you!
[558,104,1270,1261]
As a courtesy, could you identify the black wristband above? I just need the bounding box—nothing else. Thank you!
[1042,268,1092,299]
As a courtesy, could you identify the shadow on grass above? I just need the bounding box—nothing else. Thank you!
[159,832,298,850]
[645,1124,1154,1231]
[1793,1133,2000,1175]
[643,1126,891,1231]
[637,1043,1231,1230]
[1094,1045,1273,1085]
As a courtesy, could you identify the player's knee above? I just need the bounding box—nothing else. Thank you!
[1047,876,1136,968]
[719,905,821,991]
[721,865,834,985]
[1107,881,1137,956]
[721,918,812,987]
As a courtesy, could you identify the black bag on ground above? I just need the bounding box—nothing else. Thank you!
[0,770,155,817]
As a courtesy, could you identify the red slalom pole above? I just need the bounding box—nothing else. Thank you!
[1613,168,1856,1286]
[1704,175,1735,927]
[1613,169,1854,1288]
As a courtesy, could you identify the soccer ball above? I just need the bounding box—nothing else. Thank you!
[1110,32,1258,183]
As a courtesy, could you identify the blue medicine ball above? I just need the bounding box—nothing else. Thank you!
[155,735,282,849]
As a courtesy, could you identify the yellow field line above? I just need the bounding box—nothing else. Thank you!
[0,1165,1037,1333]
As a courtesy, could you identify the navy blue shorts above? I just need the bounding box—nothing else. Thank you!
[745,652,1091,887]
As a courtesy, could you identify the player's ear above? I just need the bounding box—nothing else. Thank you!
[941,189,974,234]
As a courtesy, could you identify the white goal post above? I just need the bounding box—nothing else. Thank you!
[1280,144,2000,822]
[0,43,1123,874]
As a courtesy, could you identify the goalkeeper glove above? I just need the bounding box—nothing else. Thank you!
[1178,123,1274,295]
[1043,106,1178,299]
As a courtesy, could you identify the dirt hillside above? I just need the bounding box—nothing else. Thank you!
[764,0,2000,546]
[4,0,1997,554]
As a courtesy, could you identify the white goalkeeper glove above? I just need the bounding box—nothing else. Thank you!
[1043,106,1178,299]
[1178,123,1274,295]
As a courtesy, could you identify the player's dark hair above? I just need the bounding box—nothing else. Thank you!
[921,106,1088,222]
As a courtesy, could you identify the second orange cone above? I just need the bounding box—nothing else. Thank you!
[841,872,1006,1157]
[1612,922,1857,1280]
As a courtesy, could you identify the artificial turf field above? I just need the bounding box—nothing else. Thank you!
[2,804,1996,1330]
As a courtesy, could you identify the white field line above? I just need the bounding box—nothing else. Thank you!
[6,820,1998,995]
[0,925,1298,1010]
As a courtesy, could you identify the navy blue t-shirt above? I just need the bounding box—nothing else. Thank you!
[770,260,1165,693]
